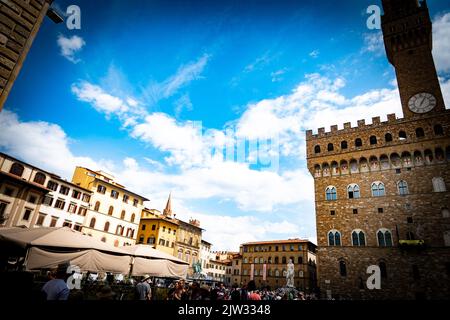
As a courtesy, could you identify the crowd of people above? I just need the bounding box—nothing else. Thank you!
[34,263,319,301]
[165,280,318,301]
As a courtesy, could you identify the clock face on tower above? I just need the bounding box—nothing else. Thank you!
[408,92,437,114]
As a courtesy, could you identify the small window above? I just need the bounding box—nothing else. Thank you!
[36,213,46,226]
[89,218,96,228]
[104,221,110,232]
[347,184,360,199]
[415,128,425,138]
[152,225,156,231]
[121,210,126,220]
[33,172,46,185]
[330,210,336,216]
[339,261,347,277]
[94,201,100,211]
[355,138,362,147]
[432,177,446,193]
[434,124,444,136]
[378,208,384,213]
[47,181,58,191]
[399,131,407,140]
[10,163,24,177]
[314,145,321,154]
[379,262,387,278]
[377,229,393,247]
[341,141,348,149]
[385,133,393,142]
[325,186,337,201]
[370,136,377,145]
[111,190,119,199]
[22,209,32,221]
[142,224,146,230]
[59,186,70,195]
[353,209,358,214]
[108,206,114,216]
[352,230,366,246]
[133,199,139,207]
[131,213,136,223]
[97,185,106,194]
[328,230,341,246]
[327,143,334,152]
[407,217,413,224]
[398,180,409,195]
[371,182,386,197]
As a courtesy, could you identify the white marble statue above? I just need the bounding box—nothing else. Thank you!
[286,259,295,288]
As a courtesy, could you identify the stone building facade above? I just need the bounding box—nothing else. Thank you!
[240,239,317,291]
[306,0,450,299]
[0,0,54,111]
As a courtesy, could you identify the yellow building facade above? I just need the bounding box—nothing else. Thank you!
[138,208,178,255]
[71,167,148,247]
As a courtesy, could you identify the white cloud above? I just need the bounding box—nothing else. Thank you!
[72,82,127,115]
[433,12,450,74]
[309,50,320,58]
[271,69,286,82]
[143,54,210,104]
[174,94,193,117]
[0,110,101,178]
[57,34,85,63]
[362,32,384,55]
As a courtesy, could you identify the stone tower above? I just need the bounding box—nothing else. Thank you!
[0,0,55,111]
[381,0,445,117]
[306,0,450,299]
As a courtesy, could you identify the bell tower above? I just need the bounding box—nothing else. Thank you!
[381,0,446,118]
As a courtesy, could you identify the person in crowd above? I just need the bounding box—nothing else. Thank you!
[135,276,152,300]
[230,283,241,301]
[247,280,261,300]
[96,285,116,300]
[41,263,70,300]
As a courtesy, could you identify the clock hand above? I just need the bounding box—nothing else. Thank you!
[418,97,425,107]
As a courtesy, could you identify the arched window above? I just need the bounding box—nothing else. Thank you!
[254,257,258,264]
[339,260,347,277]
[120,210,126,220]
[314,145,321,154]
[347,184,360,199]
[397,180,409,195]
[432,177,446,192]
[352,230,366,246]
[101,237,107,243]
[298,257,303,264]
[9,163,24,177]
[33,172,46,185]
[399,130,407,140]
[325,186,337,201]
[385,133,393,142]
[104,221,110,232]
[275,270,280,277]
[108,206,114,216]
[282,257,287,264]
[131,213,136,223]
[94,201,100,211]
[371,182,385,197]
[116,225,123,235]
[379,261,387,278]
[377,229,393,247]
[355,138,362,147]
[89,218,96,228]
[370,136,377,145]
[415,128,425,138]
[259,258,264,264]
[274,257,279,264]
[341,141,348,149]
[328,230,341,246]
[434,124,444,136]
[327,143,334,152]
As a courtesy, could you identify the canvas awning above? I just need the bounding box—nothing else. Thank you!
[0,227,129,255]
[132,257,188,278]
[121,244,188,265]
[26,247,131,274]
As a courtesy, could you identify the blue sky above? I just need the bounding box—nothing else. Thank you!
[1,0,450,250]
